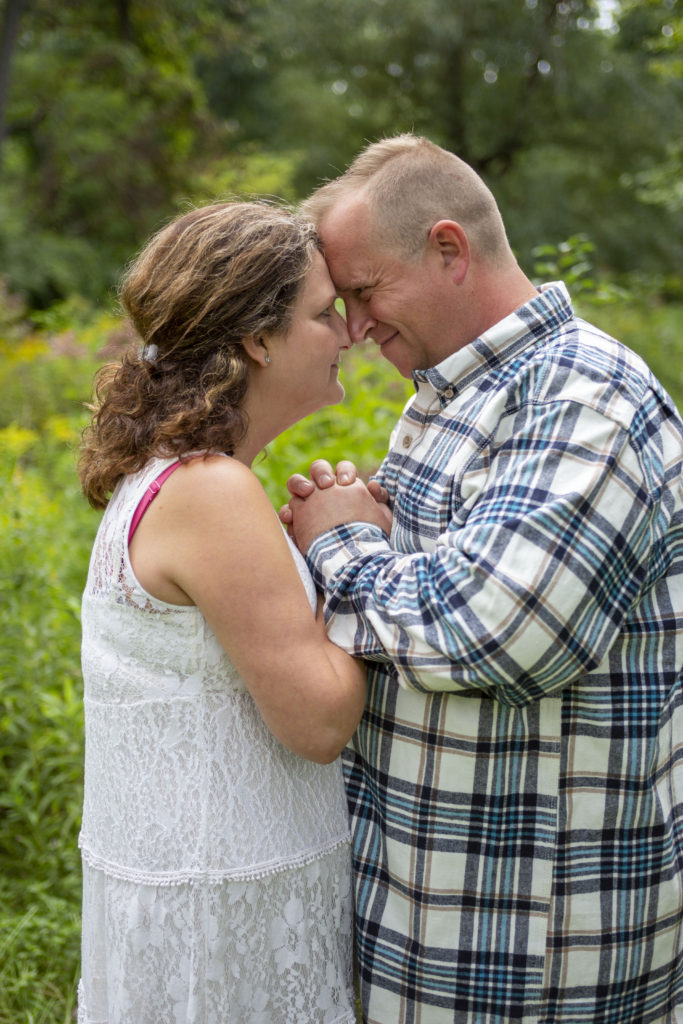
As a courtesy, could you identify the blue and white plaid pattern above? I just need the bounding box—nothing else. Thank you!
[308,284,683,1023]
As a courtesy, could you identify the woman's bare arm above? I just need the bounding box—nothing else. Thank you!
[129,455,366,762]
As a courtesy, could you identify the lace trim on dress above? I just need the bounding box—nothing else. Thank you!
[79,832,351,886]
[77,979,358,1024]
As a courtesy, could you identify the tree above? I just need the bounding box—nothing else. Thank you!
[1,0,681,305]
[0,0,241,303]
[197,0,682,276]
[614,0,683,225]
[0,0,25,180]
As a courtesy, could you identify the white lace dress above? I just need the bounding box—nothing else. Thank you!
[78,457,355,1024]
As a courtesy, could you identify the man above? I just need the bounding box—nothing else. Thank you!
[284,134,683,1024]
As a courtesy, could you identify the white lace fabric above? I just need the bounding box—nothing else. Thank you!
[78,458,355,1023]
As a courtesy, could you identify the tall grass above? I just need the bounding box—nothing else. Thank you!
[0,293,680,1021]
[0,311,110,1024]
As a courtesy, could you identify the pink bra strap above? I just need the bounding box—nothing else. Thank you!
[128,461,182,544]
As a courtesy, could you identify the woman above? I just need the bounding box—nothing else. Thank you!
[77,202,366,1023]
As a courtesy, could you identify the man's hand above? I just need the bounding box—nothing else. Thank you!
[279,459,392,552]
[284,458,359,505]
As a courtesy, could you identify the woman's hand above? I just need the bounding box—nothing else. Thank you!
[279,458,391,545]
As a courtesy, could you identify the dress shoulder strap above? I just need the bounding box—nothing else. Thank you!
[128,461,182,544]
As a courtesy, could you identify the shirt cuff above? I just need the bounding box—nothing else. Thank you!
[305,521,390,594]
[304,522,391,657]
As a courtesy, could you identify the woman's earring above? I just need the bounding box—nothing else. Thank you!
[264,354,271,365]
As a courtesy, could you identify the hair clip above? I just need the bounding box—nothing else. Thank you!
[140,343,159,363]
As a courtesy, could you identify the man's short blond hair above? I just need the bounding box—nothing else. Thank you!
[301,134,512,265]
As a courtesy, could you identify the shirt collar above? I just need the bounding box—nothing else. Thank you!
[413,281,574,405]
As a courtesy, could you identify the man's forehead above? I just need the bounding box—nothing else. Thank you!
[319,197,375,292]
[322,254,370,294]
[320,194,370,246]
[327,261,372,296]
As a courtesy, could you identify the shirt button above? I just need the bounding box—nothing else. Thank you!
[402,435,412,448]
[443,387,454,399]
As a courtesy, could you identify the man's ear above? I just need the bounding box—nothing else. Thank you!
[428,220,470,283]
[242,334,270,367]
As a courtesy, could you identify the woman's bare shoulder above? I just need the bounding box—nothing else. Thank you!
[170,454,271,508]
[155,454,289,559]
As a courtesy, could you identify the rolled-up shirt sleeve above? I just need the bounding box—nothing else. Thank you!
[307,396,662,706]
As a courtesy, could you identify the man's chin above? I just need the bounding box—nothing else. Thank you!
[376,335,412,378]
[381,349,415,380]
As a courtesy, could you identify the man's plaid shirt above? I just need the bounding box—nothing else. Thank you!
[307,283,683,1023]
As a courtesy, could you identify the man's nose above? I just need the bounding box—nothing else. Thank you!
[345,301,376,345]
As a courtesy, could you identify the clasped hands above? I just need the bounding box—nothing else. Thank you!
[279,459,392,554]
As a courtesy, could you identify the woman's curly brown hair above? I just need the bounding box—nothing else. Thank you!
[79,201,320,508]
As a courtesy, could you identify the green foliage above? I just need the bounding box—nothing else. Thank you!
[197,0,683,277]
[0,309,121,434]
[0,880,80,1024]
[531,233,631,302]
[618,0,683,78]
[189,146,304,208]
[0,310,103,1022]
[0,0,682,305]
[0,461,92,1021]
[0,5,218,303]
[621,139,683,215]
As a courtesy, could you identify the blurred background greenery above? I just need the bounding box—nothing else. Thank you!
[1,0,682,306]
[0,0,682,1020]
